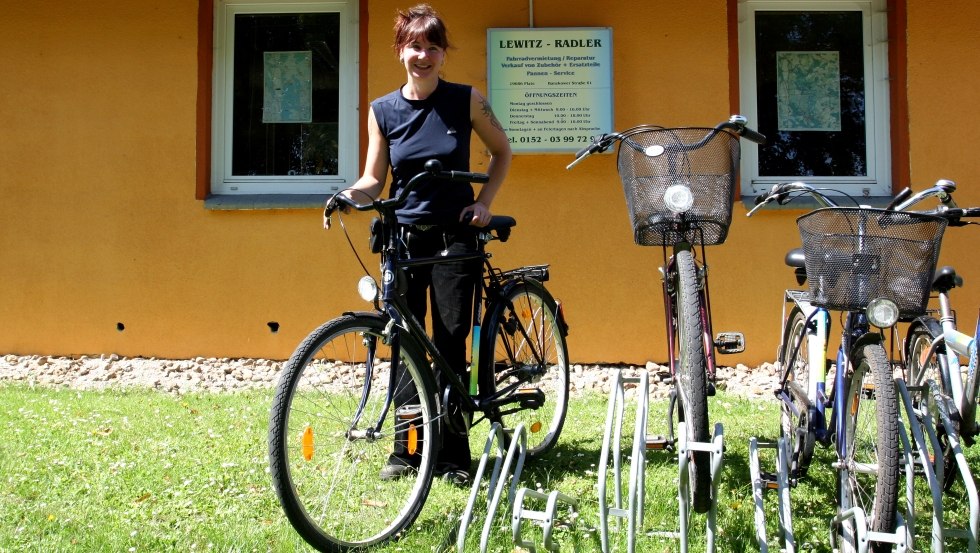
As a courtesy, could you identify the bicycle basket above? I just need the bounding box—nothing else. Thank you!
[796,207,947,317]
[616,127,740,246]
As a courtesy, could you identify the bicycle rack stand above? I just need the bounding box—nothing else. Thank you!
[597,369,649,553]
[829,421,912,553]
[511,487,579,552]
[457,421,528,553]
[646,421,725,553]
[748,436,795,553]
[896,377,979,552]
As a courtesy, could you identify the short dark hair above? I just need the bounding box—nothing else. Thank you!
[393,4,451,53]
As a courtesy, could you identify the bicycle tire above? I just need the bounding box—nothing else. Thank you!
[837,343,900,553]
[779,306,817,478]
[480,278,569,458]
[905,321,958,491]
[268,313,439,552]
[674,249,712,514]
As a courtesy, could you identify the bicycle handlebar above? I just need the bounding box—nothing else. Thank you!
[324,160,490,220]
[747,179,972,220]
[565,114,766,170]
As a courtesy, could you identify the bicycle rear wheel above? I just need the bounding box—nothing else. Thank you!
[779,306,817,478]
[837,343,900,553]
[481,278,569,458]
[268,313,438,552]
[905,321,958,491]
[674,249,712,514]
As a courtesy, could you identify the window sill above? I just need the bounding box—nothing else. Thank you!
[739,195,895,211]
[204,194,330,211]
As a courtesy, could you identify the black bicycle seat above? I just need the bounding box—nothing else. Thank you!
[484,215,516,242]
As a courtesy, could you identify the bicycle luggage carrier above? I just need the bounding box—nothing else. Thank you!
[615,127,740,246]
[796,207,947,317]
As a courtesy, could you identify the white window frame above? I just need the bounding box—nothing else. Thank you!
[211,0,359,195]
[737,0,891,197]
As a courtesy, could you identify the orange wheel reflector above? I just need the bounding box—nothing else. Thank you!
[302,426,315,461]
[407,423,418,455]
[530,421,543,433]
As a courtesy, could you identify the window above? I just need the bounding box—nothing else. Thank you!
[212,0,358,196]
[738,0,890,197]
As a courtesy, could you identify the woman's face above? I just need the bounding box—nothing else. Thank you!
[400,37,445,80]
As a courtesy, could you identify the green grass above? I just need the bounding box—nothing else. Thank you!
[1,383,977,552]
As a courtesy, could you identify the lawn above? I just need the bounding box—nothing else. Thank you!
[1,383,976,552]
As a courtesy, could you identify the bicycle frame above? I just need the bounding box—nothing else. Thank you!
[779,291,884,460]
[916,297,980,439]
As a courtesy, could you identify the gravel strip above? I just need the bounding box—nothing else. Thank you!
[0,354,780,400]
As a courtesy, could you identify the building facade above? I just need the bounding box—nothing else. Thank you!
[2,0,978,365]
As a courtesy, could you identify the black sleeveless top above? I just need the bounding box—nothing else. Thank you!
[372,80,473,225]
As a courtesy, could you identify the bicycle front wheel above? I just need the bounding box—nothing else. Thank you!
[268,313,439,552]
[837,343,900,553]
[674,249,712,514]
[779,306,817,478]
[481,278,569,458]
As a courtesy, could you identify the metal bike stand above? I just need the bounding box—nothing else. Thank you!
[457,421,528,553]
[597,369,650,553]
[647,421,724,553]
[897,377,979,552]
[511,487,580,552]
[748,436,795,553]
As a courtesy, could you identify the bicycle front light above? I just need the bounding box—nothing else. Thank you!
[663,182,694,214]
[357,276,379,303]
[867,297,900,328]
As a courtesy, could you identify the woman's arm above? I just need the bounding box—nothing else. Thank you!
[465,87,512,226]
[324,108,389,229]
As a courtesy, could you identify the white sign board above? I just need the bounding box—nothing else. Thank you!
[487,28,613,153]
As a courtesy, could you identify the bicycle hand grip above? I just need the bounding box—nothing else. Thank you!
[447,170,490,184]
[883,187,913,211]
[739,127,767,145]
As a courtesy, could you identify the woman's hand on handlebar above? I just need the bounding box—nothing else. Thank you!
[323,190,362,230]
[461,201,491,227]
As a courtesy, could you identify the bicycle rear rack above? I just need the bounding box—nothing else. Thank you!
[897,377,979,552]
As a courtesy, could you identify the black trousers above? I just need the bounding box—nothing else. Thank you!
[395,225,479,469]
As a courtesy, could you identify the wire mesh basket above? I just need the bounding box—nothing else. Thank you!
[796,207,947,317]
[615,127,740,246]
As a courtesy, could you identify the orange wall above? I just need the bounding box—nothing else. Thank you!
[1,1,978,366]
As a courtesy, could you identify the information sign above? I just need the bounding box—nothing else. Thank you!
[487,28,613,153]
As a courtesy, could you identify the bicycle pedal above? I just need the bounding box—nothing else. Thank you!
[645,435,672,450]
[515,387,545,409]
[714,332,745,354]
[759,472,780,489]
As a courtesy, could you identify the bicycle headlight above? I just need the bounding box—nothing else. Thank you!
[357,276,379,303]
[867,297,899,328]
[663,183,694,214]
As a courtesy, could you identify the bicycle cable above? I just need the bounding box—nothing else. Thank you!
[328,188,376,278]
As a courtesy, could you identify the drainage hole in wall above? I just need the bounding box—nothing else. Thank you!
[268,321,280,333]
[116,322,126,332]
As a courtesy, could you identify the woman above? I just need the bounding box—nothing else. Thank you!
[326,4,511,485]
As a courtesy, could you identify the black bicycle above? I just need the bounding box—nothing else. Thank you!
[268,160,569,552]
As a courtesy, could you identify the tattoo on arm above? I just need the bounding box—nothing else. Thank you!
[478,93,505,133]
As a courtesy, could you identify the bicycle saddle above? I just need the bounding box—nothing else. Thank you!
[932,265,963,292]
[484,215,516,242]
[784,247,806,268]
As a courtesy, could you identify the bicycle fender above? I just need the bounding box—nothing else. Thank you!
[850,331,884,353]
